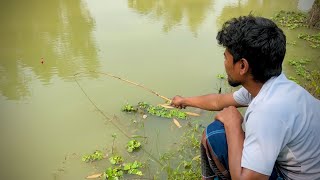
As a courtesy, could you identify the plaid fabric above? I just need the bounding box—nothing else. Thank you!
[201,120,230,180]
[201,120,284,180]
[201,144,230,180]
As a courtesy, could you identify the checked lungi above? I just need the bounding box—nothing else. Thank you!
[201,120,284,180]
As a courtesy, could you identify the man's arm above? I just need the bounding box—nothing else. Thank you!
[171,93,244,111]
[216,106,269,180]
[226,123,269,180]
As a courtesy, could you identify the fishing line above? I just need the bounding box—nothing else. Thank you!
[73,72,165,167]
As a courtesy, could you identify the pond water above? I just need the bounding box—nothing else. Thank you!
[0,0,318,179]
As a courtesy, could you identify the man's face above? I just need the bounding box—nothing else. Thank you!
[224,49,241,87]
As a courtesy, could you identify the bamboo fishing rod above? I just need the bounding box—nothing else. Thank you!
[88,71,172,102]
[74,71,171,102]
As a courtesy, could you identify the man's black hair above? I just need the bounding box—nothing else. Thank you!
[217,15,286,83]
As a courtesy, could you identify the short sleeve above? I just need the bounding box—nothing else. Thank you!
[241,109,289,175]
[233,87,252,106]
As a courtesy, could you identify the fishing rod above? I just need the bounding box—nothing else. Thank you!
[88,71,172,102]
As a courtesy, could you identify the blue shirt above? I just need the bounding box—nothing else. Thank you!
[234,73,320,179]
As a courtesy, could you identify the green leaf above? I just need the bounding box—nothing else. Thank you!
[110,159,116,164]
[104,167,123,179]
[126,140,141,152]
[109,155,123,165]
[82,150,104,163]
[123,163,131,170]
[131,162,138,169]
[134,141,141,148]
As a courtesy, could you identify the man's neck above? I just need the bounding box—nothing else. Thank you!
[242,80,264,97]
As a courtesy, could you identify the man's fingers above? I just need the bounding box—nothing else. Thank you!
[172,104,181,109]
[170,101,174,106]
[215,114,220,121]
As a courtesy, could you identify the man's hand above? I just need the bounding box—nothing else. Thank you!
[171,95,187,109]
[215,106,243,128]
[215,106,246,180]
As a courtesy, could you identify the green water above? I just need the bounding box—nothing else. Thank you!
[0,0,318,179]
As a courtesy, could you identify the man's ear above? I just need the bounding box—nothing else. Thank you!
[239,58,249,75]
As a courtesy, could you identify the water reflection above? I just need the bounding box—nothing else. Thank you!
[128,0,212,34]
[298,0,315,11]
[216,0,299,25]
[0,0,99,100]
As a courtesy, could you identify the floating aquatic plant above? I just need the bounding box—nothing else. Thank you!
[103,161,144,179]
[288,76,299,84]
[288,58,320,99]
[216,74,225,79]
[272,11,307,29]
[123,161,143,176]
[158,122,204,180]
[138,102,187,119]
[82,150,104,163]
[121,103,137,112]
[109,155,124,165]
[288,58,311,79]
[298,32,320,48]
[126,140,141,152]
[287,41,297,46]
[122,102,188,119]
[104,167,123,180]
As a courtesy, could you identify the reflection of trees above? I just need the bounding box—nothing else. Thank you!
[0,0,99,100]
[128,0,212,34]
[216,0,298,26]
